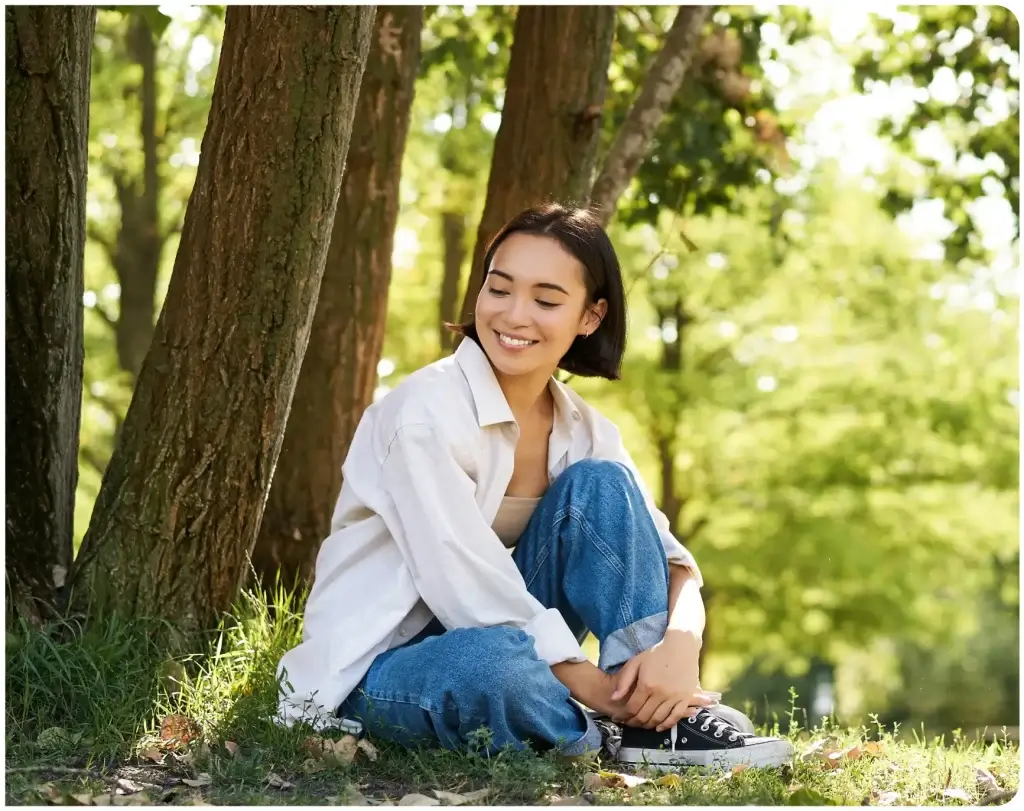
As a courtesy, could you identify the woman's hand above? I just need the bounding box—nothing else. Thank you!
[610,630,713,731]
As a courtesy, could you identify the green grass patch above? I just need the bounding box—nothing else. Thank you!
[5,587,1019,806]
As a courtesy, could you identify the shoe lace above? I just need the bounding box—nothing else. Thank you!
[687,710,751,743]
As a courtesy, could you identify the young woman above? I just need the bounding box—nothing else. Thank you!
[277,204,793,768]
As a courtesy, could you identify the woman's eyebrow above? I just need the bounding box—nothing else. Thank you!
[488,268,570,296]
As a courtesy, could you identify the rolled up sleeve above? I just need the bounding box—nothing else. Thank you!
[379,423,587,666]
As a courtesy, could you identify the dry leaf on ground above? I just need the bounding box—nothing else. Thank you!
[341,785,370,806]
[159,714,201,748]
[863,741,884,758]
[301,758,327,774]
[432,788,489,806]
[584,770,647,790]
[266,773,295,791]
[304,733,360,765]
[398,793,440,806]
[876,790,901,806]
[655,773,683,788]
[976,766,1001,800]
[114,778,143,795]
[224,741,239,758]
[181,773,212,788]
[732,764,750,776]
[940,788,972,803]
[357,738,379,762]
[140,747,164,764]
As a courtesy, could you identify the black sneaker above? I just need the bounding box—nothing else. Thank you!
[616,708,794,769]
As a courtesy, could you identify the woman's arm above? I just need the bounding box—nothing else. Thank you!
[667,563,705,641]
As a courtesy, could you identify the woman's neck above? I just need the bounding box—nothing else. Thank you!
[493,366,554,424]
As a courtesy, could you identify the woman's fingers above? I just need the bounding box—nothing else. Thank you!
[626,695,661,728]
[648,699,678,731]
[656,700,692,732]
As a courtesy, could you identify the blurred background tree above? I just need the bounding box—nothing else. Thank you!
[67,4,1018,738]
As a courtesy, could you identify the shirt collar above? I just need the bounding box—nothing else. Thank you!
[454,338,584,429]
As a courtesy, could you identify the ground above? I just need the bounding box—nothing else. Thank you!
[5,589,1019,806]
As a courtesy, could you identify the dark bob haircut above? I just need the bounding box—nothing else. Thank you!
[448,202,627,380]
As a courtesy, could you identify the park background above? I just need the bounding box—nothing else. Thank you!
[5,4,1019,805]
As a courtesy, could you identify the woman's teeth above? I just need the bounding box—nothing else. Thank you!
[498,332,536,347]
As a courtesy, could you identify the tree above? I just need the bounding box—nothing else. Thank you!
[6,7,97,626]
[251,6,424,590]
[590,5,713,224]
[86,8,223,382]
[457,6,617,323]
[851,5,1019,262]
[70,7,376,631]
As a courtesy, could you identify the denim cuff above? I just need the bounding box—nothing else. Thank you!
[557,708,604,756]
[598,611,667,671]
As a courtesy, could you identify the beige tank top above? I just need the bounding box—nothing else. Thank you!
[491,496,541,548]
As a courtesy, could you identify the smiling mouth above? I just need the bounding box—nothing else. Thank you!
[495,331,538,348]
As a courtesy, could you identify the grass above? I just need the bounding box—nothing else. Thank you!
[5,587,1020,807]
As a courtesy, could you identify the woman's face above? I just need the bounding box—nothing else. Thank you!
[475,233,606,380]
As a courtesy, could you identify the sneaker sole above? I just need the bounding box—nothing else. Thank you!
[617,739,795,769]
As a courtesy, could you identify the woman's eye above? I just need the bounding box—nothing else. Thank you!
[536,300,558,309]
[487,287,510,297]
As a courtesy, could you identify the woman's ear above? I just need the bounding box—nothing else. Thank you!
[581,298,608,336]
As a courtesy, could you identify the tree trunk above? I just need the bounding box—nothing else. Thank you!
[590,5,712,225]
[438,209,465,353]
[5,7,96,628]
[71,6,375,631]
[250,6,421,592]
[457,6,616,323]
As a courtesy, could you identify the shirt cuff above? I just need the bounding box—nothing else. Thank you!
[664,543,704,587]
[523,607,587,665]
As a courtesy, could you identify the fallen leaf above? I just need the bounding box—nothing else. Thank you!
[432,788,489,806]
[223,741,238,757]
[976,766,1001,799]
[357,738,379,762]
[115,778,143,795]
[301,757,327,774]
[941,788,972,803]
[863,741,884,758]
[91,794,112,806]
[266,773,295,791]
[655,773,683,788]
[159,714,200,748]
[732,764,750,776]
[398,794,440,806]
[342,785,370,806]
[587,769,647,789]
[71,794,95,806]
[181,773,212,788]
[802,736,841,761]
[842,745,862,761]
[141,747,164,764]
[39,782,63,801]
[877,791,900,806]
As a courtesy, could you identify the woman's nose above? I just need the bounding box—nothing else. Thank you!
[506,294,532,326]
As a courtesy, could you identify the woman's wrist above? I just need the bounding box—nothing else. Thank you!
[551,660,617,713]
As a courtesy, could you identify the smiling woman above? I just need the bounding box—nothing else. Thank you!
[277,203,793,771]
[449,203,626,381]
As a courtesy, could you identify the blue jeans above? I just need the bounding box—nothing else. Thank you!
[338,459,671,756]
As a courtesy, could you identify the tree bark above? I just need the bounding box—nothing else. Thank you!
[438,209,465,353]
[457,6,616,323]
[590,5,712,226]
[5,7,96,627]
[71,6,376,630]
[250,6,421,592]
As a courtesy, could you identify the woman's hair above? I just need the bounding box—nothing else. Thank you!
[448,202,628,380]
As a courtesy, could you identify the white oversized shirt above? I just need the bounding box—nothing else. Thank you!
[276,338,702,728]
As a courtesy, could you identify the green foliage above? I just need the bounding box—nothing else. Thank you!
[605,6,813,227]
[850,6,1019,261]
